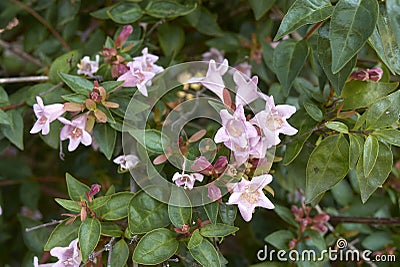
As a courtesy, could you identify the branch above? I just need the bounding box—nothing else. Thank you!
[0,102,26,111]
[9,0,71,51]
[0,40,45,68]
[0,76,49,84]
[303,21,325,40]
[25,219,63,232]
[329,216,400,225]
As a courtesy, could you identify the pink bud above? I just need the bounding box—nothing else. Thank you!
[207,183,222,202]
[88,184,101,199]
[350,69,369,81]
[214,156,228,173]
[311,223,328,233]
[288,238,297,249]
[191,156,213,173]
[116,25,133,48]
[313,213,330,223]
[366,68,383,82]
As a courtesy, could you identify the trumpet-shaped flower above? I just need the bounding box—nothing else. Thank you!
[117,61,155,96]
[59,115,92,152]
[134,47,164,75]
[77,55,99,76]
[33,238,81,267]
[172,172,204,190]
[30,96,65,135]
[227,174,274,222]
[207,183,222,202]
[251,95,297,148]
[115,25,133,48]
[113,154,139,170]
[233,71,259,106]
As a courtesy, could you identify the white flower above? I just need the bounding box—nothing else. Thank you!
[33,238,82,267]
[113,154,139,170]
[77,55,99,76]
[30,96,65,135]
[172,172,203,190]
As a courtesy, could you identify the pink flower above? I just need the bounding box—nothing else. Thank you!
[227,174,274,222]
[251,95,297,148]
[115,25,133,48]
[34,238,81,267]
[30,96,65,135]
[134,47,164,74]
[350,68,383,82]
[350,69,369,81]
[191,156,228,176]
[77,55,99,76]
[207,183,222,202]
[233,71,259,106]
[113,154,139,170]
[202,47,225,63]
[172,172,204,190]
[117,61,155,96]
[214,105,258,165]
[59,115,92,152]
[87,184,101,201]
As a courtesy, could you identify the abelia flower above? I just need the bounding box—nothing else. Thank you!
[33,238,81,267]
[59,115,92,152]
[214,105,258,165]
[113,154,139,170]
[227,174,274,222]
[87,184,101,202]
[77,55,99,77]
[350,68,383,82]
[233,71,259,106]
[30,96,65,135]
[202,47,225,63]
[134,47,164,75]
[251,95,297,148]
[115,25,133,48]
[117,61,155,96]
[366,68,383,81]
[172,172,204,190]
[207,183,222,202]
[191,156,228,176]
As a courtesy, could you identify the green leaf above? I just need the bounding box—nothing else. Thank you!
[59,72,93,95]
[132,228,179,265]
[372,128,400,147]
[158,23,185,59]
[340,81,398,110]
[306,134,349,203]
[331,179,354,206]
[48,50,79,83]
[186,7,223,37]
[348,134,362,169]
[79,218,101,262]
[325,121,349,134]
[386,0,400,47]
[206,33,241,53]
[55,198,81,213]
[275,0,333,40]
[94,192,133,220]
[168,188,192,228]
[107,2,143,24]
[219,203,237,225]
[248,0,275,20]
[204,201,219,224]
[66,173,90,201]
[90,6,113,19]
[2,110,24,150]
[18,215,50,254]
[0,110,11,125]
[111,239,129,267]
[101,222,123,237]
[0,86,9,105]
[274,205,297,227]
[93,123,116,160]
[57,0,81,26]
[361,231,392,251]
[61,93,86,103]
[365,90,400,130]
[304,229,326,251]
[145,0,197,18]
[317,26,356,94]
[200,223,239,238]
[363,135,379,177]
[44,219,81,250]
[303,101,323,122]
[189,234,221,267]
[129,129,169,154]
[101,81,124,94]
[273,39,309,96]
[330,0,378,73]
[188,229,203,249]
[128,190,170,234]
[265,230,295,250]
[357,142,392,203]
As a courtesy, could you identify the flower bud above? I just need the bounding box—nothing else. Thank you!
[367,68,383,82]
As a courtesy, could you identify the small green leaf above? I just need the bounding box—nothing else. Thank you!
[145,0,197,18]
[61,93,86,103]
[219,203,237,225]
[18,215,50,254]
[59,72,93,95]
[101,222,123,237]
[44,219,81,250]
[331,179,354,206]
[1,110,24,150]
[101,80,124,94]
[93,123,116,160]
[55,198,81,213]
[248,0,275,20]
[265,230,295,250]
[188,229,203,249]
[275,0,333,40]
[132,228,179,265]
[372,128,400,147]
[128,190,170,234]
[129,129,169,154]
[303,101,323,122]
[90,6,113,19]
[189,234,221,267]
[111,239,129,267]
[330,0,378,73]
[306,134,349,202]
[94,192,133,220]
[186,7,223,37]
[66,173,90,201]
[361,231,392,251]
[365,90,400,130]
[348,134,362,169]
[386,0,400,47]
[48,50,79,83]
[79,218,101,262]
[204,201,219,224]
[168,188,192,228]
[57,0,80,26]
[304,229,326,251]
[200,223,239,238]
[107,2,143,24]
[325,121,349,134]
[273,39,309,96]
[0,110,11,125]
[363,135,379,177]
[158,23,185,59]
[274,205,297,227]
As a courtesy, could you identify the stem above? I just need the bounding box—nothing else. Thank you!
[329,216,400,225]
[9,0,70,51]
[0,102,26,111]
[25,219,63,232]
[303,21,325,40]
[277,125,326,147]
[0,40,45,68]
[0,76,49,84]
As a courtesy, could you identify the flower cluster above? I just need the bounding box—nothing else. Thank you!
[350,67,383,82]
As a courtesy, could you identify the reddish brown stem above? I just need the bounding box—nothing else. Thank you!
[303,21,325,40]
[0,101,26,111]
[329,216,400,225]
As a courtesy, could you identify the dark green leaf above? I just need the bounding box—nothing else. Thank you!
[330,0,378,73]
[357,142,392,203]
[129,129,169,154]
[325,121,349,134]
[340,81,398,110]
[2,110,24,150]
[219,203,237,225]
[66,173,90,201]
[0,110,11,125]
[249,0,275,20]
[275,0,333,40]
[61,93,86,103]
[93,123,116,160]
[349,134,362,169]
[274,205,297,227]
[57,0,80,26]
[90,6,113,19]
[158,23,185,59]
[48,50,79,83]
[59,72,93,95]
[363,135,379,177]
[107,2,143,24]
[365,90,400,130]
[188,229,203,249]
[101,81,124,94]
[189,234,221,267]
[204,201,219,224]
[18,215,50,254]
[168,188,192,228]
[111,239,129,267]
[79,218,101,262]
[186,7,223,37]
[303,101,323,122]
[44,219,81,250]
[101,222,123,237]
[0,86,9,105]
[55,198,81,213]
[200,223,238,238]
[206,33,241,53]
[306,134,349,203]
[132,228,179,265]
[331,179,354,206]
[304,229,326,251]
[361,231,392,251]
[386,0,400,47]
[273,39,309,96]
[265,230,295,250]
[373,128,400,147]
[128,190,170,234]
[94,192,133,220]
[145,0,197,18]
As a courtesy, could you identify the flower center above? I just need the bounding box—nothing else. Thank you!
[63,258,74,266]
[38,116,48,125]
[227,119,244,137]
[71,127,83,139]
[241,185,261,204]
[265,116,284,131]
[133,69,145,83]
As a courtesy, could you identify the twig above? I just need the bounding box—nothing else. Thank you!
[0,76,49,84]
[277,125,326,147]
[0,101,26,111]
[9,0,71,51]
[25,219,63,232]
[303,21,325,40]
[0,40,45,67]
[83,237,115,266]
[329,216,400,225]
